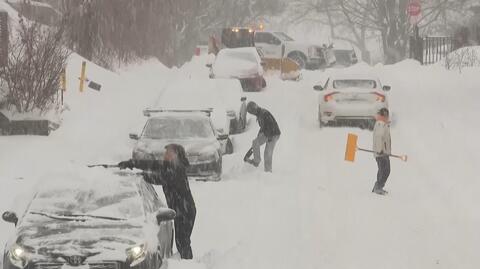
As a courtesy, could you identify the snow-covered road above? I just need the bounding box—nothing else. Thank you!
[1,54,479,269]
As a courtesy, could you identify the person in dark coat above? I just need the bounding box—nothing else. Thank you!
[245,101,281,172]
[118,144,196,259]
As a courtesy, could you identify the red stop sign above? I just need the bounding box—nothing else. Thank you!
[408,2,421,16]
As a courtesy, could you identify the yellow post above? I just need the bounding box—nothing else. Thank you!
[79,61,86,92]
[61,69,66,91]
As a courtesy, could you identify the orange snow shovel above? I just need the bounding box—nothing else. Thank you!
[345,133,408,162]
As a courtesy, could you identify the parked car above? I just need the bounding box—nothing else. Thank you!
[314,74,391,129]
[156,78,247,136]
[254,31,336,69]
[130,110,225,181]
[333,49,358,67]
[2,174,175,269]
[208,47,266,91]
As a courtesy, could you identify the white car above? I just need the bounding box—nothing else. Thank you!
[208,47,266,91]
[155,78,247,153]
[314,74,391,129]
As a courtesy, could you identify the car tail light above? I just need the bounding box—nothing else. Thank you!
[324,92,338,102]
[372,92,385,102]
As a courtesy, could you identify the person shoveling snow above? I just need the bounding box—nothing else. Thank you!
[244,101,281,172]
[345,108,407,195]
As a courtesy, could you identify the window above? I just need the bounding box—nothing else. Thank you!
[333,79,377,89]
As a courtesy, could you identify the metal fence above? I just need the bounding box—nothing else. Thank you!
[422,36,454,65]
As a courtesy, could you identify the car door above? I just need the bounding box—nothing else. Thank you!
[254,32,282,58]
[139,181,173,257]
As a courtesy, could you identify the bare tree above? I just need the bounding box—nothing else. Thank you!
[0,16,69,113]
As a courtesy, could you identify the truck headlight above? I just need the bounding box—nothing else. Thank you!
[126,243,147,267]
[8,245,28,268]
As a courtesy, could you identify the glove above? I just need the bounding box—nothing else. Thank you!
[118,160,134,170]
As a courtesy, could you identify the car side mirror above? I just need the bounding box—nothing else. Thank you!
[383,85,391,91]
[156,208,176,224]
[2,211,18,226]
[129,133,139,140]
[206,63,212,68]
[313,85,324,91]
[217,133,229,140]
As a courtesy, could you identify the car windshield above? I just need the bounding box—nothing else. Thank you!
[143,117,214,139]
[28,180,143,220]
[222,50,258,63]
[333,79,377,89]
[274,32,294,41]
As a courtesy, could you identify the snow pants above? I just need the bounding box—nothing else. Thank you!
[252,133,280,172]
[375,156,390,190]
[174,212,196,259]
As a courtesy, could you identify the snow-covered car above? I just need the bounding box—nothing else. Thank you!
[130,110,224,181]
[208,47,266,91]
[1,174,174,269]
[314,74,391,129]
[157,78,247,136]
[333,49,358,67]
[254,31,336,69]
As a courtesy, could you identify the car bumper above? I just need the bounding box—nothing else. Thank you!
[187,160,222,181]
[239,76,265,91]
[4,259,161,269]
[319,102,388,123]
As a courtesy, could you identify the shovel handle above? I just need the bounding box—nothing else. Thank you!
[87,164,119,168]
[357,148,408,162]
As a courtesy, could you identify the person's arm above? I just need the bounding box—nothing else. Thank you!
[142,170,166,185]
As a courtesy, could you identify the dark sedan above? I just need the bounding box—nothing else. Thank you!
[2,174,175,269]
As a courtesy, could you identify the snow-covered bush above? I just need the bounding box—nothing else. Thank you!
[444,46,480,72]
[0,16,69,114]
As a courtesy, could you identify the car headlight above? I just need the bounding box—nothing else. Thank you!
[126,243,147,267]
[198,151,217,162]
[8,245,28,268]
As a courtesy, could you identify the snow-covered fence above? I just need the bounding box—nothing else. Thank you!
[410,34,454,65]
[423,36,454,65]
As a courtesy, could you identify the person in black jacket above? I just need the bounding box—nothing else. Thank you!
[245,101,281,172]
[118,144,196,259]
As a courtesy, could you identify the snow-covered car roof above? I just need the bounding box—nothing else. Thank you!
[26,170,149,221]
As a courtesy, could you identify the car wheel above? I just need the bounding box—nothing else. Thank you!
[288,52,306,69]
[225,138,234,154]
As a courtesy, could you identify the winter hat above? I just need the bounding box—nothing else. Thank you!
[377,108,389,117]
[165,144,190,167]
[246,101,259,114]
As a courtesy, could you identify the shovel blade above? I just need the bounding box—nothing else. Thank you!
[345,133,358,162]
